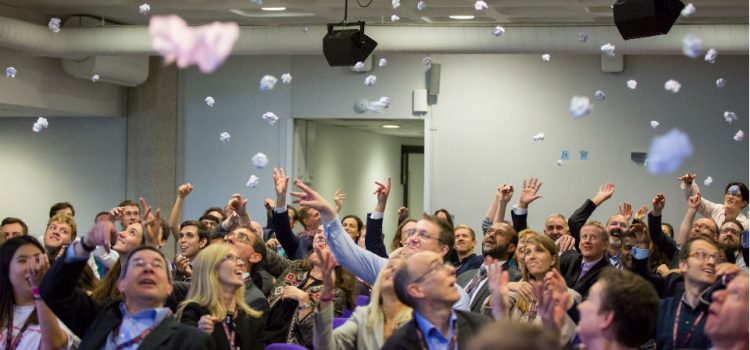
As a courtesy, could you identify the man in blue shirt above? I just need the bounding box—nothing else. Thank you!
[383,251,490,350]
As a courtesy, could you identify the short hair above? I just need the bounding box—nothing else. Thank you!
[491,222,519,247]
[582,221,609,243]
[118,245,172,283]
[202,207,224,221]
[661,222,675,237]
[94,211,111,223]
[722,219,745,232]
[199,214,220,224]
[234,224,267,272]
[433,208,455,228]
[391,218,417,251]
[393,262,416,308]
[118,200,139,209]
[469,320,562,350]
[679,236,720,261]
[1,217,28,235]
[597,269,659,347]
[725,182,749,203]
[47,214,77,240]
[422,214,455,249]
[544,214,568,227]
[454,224,476,241]
[297,206,316,224]
[49,202,75,218]
[287,205,297,221]
[159,219,170,243]
[180,220,209,241]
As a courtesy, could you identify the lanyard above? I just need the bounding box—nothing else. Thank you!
[672,300,705,348]
[222,311,239,350]
[414,317,458,350]
[5,307,35,350]
[112,323,153,350]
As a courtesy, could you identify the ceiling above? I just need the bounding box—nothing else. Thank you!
[0,0,746,27]
[312,118,424,137]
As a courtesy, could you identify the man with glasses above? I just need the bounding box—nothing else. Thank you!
[285,176,471,310]
[457,222,520,312]
[224,225,273,317]
[383,251,491,350]
[680,173,748,233]
[632,236,722,349]
[704,272,748,350]
[559,221,613,299]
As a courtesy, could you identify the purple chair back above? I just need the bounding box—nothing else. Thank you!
[333,317,348,329]
[265,344,308,350]
[356,294,370,306]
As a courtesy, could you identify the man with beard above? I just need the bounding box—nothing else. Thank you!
[704,272,749,350]
[456,222,520,312]
[717,219,746,270]
[559,221,613,299]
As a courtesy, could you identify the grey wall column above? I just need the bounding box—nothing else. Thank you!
[126,57,178,234]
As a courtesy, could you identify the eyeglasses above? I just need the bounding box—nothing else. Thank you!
[225,231,250,243]
[407,229,444,244]
[692,223,717,234]
[130,258,166,270]
[580,233,601,242]
[313,237,328,246]
[721,227,741,236]
[411,261,452,284]
[689,250,724,264]
[223,254,245,264]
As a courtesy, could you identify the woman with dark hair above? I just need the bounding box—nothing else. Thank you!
[389,219,417,253]
[177,243,265,350]
[434,208,455,229]
[0,236,79,349]
[341,215,364,243]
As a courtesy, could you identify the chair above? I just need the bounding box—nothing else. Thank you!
[356,294,370,306]
[265,344,308,350]
[333,317,348,329]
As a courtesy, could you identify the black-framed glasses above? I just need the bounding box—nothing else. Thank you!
[411,261,452,284]
[407,229,444,244]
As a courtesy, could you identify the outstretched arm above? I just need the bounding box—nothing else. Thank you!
[271,168,303,259]
[365,177,391,258]
[511,177,543,232]
[493,184,514,224]
[676,193,701,246]
[648,194,678,260]
[168,183,193,240]
[569,183,614,246]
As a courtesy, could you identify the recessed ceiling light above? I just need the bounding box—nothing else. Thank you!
[449,15,475,20]
[262,7,287,11]
[381,124,401,129]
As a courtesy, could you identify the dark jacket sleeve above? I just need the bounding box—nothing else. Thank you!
[271,209,300,259]
[632,255,671,298]
[568,199,597,248]
[39,255,102,338]
[647,213,679,261]
[364,213,388,258]
[510,210,528,234]
[179,302,206,327]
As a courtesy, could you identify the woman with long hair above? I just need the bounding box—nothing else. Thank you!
[177,243,264,350]
[313,253,411,349]
[0,236,79,349]
[484,233,580,344]
[263,227,357,349]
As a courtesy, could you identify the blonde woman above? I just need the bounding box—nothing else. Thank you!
[313,251,411,350]
[178,244,264,350]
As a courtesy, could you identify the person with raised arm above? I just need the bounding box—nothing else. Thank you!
[287,176,472,311]
[270,167,313,260]
[679,172,749,230]
[167,183,193,239]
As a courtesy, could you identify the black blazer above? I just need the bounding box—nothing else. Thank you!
[456,262,521,313]
[382,310,491,350]
[558,250,613,299]
[180,303,265,350]
[40,257,214,350]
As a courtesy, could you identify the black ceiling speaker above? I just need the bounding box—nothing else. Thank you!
[613,0,685,40]
[323,21,378,67]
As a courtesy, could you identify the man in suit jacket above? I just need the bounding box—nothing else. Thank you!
[383,251,491,350]
[456,222,521,313]
[40,221,215,350]
[559,221,613,299]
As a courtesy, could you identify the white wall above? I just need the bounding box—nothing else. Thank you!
[0,117,127,234]
[299,120,423,242]
[428,54,749,235]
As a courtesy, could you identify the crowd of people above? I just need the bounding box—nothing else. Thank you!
[0,169,747,350]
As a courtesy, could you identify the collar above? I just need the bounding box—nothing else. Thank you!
[118,303,171,323]
[581,256,603,268]
[414,310,457,341]
[481,260,507,268]
[459,253,476,263]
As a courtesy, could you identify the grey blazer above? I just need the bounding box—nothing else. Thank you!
[313,303,408,350]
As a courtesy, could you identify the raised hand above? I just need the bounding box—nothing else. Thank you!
[174,255,192,276]
[592,182,615,206]
[687,193,701,211]
[290,179,337,222]
[486,262,510,320]
[265,238,280,250]
[141,197,162,247]
[678,172,696,186]
[274,167,290,197]
[315,245,337,295]
[109,206,124,221]
[83,221,117,253]
[373,177,392,212]
[177,183,193,199]
[281,285,309,303]
[555,235,575,252]
[197,315,219,334]
[652,194,666,216]
[535,269,570,331]
[618,202,633,222]
[334,189,347,213]
[397,207,409,222]
[228,194,248,217]
[518,178,543,208]
[26,253,50,289]
[497,184,514,204]
[634,204,648,222]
